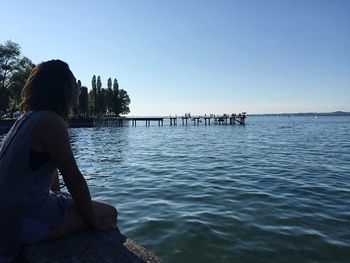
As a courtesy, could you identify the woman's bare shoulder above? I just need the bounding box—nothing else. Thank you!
[34,112,68,140]
[36,112,66,130]
[31,112,68,151]
[39,111,65,124]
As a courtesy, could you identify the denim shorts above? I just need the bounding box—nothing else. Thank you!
[20,217,50,245]
[20,192,73,245]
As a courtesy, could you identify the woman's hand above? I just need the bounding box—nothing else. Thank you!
[93,219,117,232]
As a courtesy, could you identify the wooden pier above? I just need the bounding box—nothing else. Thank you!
[1,113,246,135]
[101,113,246,127]
[0,112,246,135]
[129,117,164,127]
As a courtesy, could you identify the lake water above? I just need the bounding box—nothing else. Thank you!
[1,116,350,262]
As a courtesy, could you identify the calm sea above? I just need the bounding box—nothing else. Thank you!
[1,116,350,262]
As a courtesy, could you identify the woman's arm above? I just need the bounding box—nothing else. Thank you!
[35,112,106,230]
[50,170,60,192]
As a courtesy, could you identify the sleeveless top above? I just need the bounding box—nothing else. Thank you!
[0,111,73,261]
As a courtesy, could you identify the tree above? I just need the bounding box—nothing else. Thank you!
[100,88,107,116]
[79,86,88,116]
[96,76,102,115]
[0,88,10,113]
[0,40,21,89]
[91,75,97,115]
[106,78,113,114]
[8,57,35,112]
[88,90,94,116]
[112,78,121,116]
[86,75,131,117]
[119,89,131,115]
[0,40,21,112]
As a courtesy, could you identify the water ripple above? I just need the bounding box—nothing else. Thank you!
[2,116,349,262]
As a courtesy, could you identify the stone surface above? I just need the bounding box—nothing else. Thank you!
[20,230,161,263]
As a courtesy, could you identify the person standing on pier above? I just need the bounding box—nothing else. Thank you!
[0,60,117,262]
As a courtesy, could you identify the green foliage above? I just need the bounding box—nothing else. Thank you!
[119,89,131,115]
[112,78,121,115]
[99,88,107,115]
[0,40,21,89]
[0,88,10,113]
[96,76,102,115]
[8,57,35,110]
[0,40,35,112]
[86,76,131,117]
[88,90,95,116]
[97,76,102,92]
[0,40,132,117]
[79,86,88,116]
[91,75,97,115]
[106,78,113,114]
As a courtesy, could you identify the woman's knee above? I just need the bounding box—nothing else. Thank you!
[93,200,118,223]
[104,204,118,223]
[110,206,118,224]
[43,205,88,242]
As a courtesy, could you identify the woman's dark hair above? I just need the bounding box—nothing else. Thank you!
[20,59,75,119]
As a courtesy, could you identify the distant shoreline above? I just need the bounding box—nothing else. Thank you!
[248,111,350,117]
[122,111,350,117]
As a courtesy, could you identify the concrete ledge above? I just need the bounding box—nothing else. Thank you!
[20,230,161,263]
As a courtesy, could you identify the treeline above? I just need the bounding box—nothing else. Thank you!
[79,75,130,117]
[0,40,35,114]
[0,40,130,117]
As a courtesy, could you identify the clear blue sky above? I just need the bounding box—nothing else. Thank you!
[1,0,349,115]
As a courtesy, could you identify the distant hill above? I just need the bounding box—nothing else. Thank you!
[250,111,350,117]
